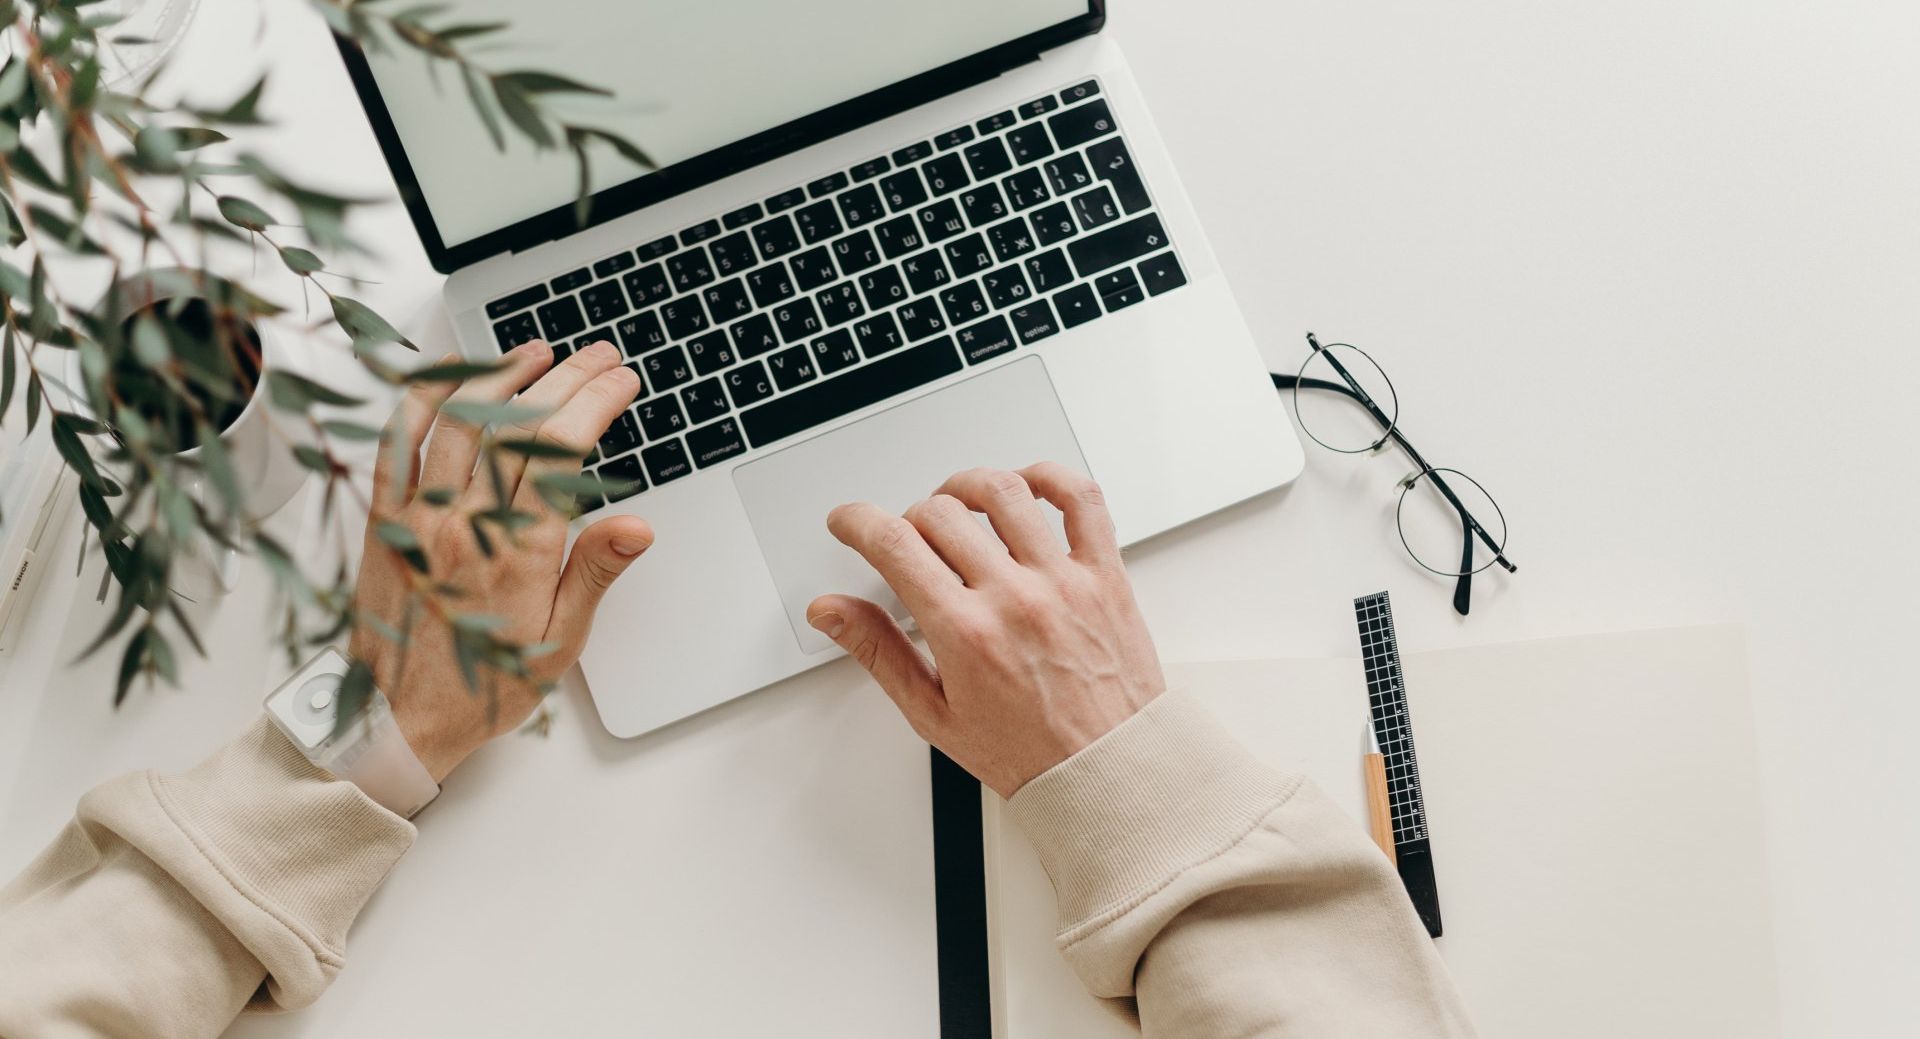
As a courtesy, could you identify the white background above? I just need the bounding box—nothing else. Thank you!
[2,0,1916,1034]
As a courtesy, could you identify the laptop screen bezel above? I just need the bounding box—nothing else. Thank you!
[333,2,1107,274]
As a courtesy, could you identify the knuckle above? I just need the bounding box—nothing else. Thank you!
[847,633,883,669]
[580,552,621,593]
[984,470,1029,501]
[872,516,918,555]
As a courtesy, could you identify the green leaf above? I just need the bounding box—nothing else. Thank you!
[494,436,576,459]
[403,360,505,382]
[375,520,431,573]
[330,296,412,349]
[215,195,273,231]
[49,413,109,491]
[452,612,508,633]
[209,77,266,124]
[292,444,334,473]
[25,206,105,253]
[129,316,169,367]
[0,326,14,425]
[419,486,457,507]
[115,629,149,707]
[319,419,383,441]
[440,400,544,427]
[266,370,364,410]
[0,59,27,108]
[460,64,505,151]
[499,70,612,97]
[330,659,376,739]
[572,126,657,172]
[533,471,633,513]
[490,78,553,149]
[277,245,325,275]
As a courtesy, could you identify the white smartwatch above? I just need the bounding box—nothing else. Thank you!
[263,648,440,819]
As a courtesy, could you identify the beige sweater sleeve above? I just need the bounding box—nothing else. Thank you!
[0,717,414,1038]
[1007,691,1477,1038]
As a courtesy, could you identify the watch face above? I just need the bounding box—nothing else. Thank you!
[265,650,352,752]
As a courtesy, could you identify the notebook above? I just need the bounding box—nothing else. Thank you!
[981,625,1781,1038]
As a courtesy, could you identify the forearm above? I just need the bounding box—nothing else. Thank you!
[1008,692,1475,1038]
[0,718,414,1038]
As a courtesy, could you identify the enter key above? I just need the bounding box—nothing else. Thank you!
[1086,137,1151,214]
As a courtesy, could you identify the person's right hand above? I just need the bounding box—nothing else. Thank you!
[806,464,1165,798]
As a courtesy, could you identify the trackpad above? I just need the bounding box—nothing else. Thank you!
[734,357,1089,654]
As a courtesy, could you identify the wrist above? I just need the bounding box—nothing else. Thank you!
[388,701,481,784]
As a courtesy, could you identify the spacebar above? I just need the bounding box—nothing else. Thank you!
[741,336,962,449]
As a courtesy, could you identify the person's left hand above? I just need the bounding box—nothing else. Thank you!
[347,338,651,781]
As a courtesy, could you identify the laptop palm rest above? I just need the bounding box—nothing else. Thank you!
[734,356,1089,655]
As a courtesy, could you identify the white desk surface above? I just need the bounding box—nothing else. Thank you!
[4,0,1916,1034]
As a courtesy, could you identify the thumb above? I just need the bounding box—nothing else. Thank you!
[549,515,654,653]
[807,593,946,735]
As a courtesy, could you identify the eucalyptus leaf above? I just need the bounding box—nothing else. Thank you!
[330,296,412,349]
[215,195,273,231]
[267,370,364,410]
[440,399,545,426]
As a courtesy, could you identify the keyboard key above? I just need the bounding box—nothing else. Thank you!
[752,215,801,260]
[593,252,636,278]
[687,418,747,468]
[1009,299,1060,344]
[741,336,962,448]
[916,198,967,244]
[747,264,797,308]
[1067,213,1168,278]
[986,217,1037,262]
[807,171,849,197]
[637,235,677,260]
[794,200,843,244]
[687,330,736,375]
[851,157,891,182]
[681,377,731,424]
[1019,96,1059,119]
[858,266,908,310]
[768,345,818,389]
[955,314,1016,365]
[1006,125,1055,166]
[730,313,782,358]
[1004,168,1051,210]
[574,485,605,514]
[598,409,642,457]
[896,296,948,341]
[816,282,865,326]
[1103,282,1145,312]
[1073,186,1120,230]
[1025,248,1074,294]
[766,187,808,213]
[935,126,975,150]
[1060,79,1101,104]
[975,110,1017,135]
[487,284,549,319]
[668,249,716,292]
[1050,98,1116,149]
[923,153,969,196]
[493,313,540,350]
[1095,268,1141,301]
[902,250,952,294]
[537,296,586,341]
[641,346,693,392]
[832,230,882,275]
[772,297,823,343]
[599,452,646,502]
[854,311,905,358]
[710,232,758,277]
[837,184,886,228]
[1087,137,1151,214]
[891,141,933,165]
[1044,154,1093,194]
[723,203,764,229]
[879,169,929,212]
[703,278,752,322]
[944,233,994,279]
[681,220,721,246]
[982,264,1032,309]
[1030,201,1079,247]
[725,360,774,407]
[581,281,629,324]
[790,247,838,291]
[964,138,1013,181]
[939,281,990,326]
[638,393,688,439]
[642,438,693,485]
[550,268,591,293]
[1140,252,1188,295]
[616,311,668,356]
[1054,284,1101,328]
[811,328,861,374]
[959,183,1008,226]
[873,215,924,259]
[659,296,710,339]
[623,263,672,307]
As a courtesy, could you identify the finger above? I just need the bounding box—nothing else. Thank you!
[903,493,1013,587]
[933,467,1063,566]
[1017,462,1121,568]
[545,514,655,657]
[511,365,644,518]
[826,501,963,617]
[806,593,947,735]
[373,362,461,513]
[480,339,622,507]
[416,338,554,496]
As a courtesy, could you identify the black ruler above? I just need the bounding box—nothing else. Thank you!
[1354,591,1443,938]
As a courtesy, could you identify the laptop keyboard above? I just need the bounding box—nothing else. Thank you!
[484,78,1188,512]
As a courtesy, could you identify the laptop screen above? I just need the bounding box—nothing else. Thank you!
[360,0,1092,257]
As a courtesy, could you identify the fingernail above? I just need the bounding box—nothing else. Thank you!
[590,339,619,360]
[808,611,845,639]
[611,535,649,556]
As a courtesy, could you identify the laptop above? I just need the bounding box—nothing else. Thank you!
[337,0,1303,738]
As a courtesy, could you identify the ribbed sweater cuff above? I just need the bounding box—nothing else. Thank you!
[1005,691,1301,932]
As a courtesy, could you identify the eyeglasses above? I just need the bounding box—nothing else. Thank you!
[1270,333,1516,616]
